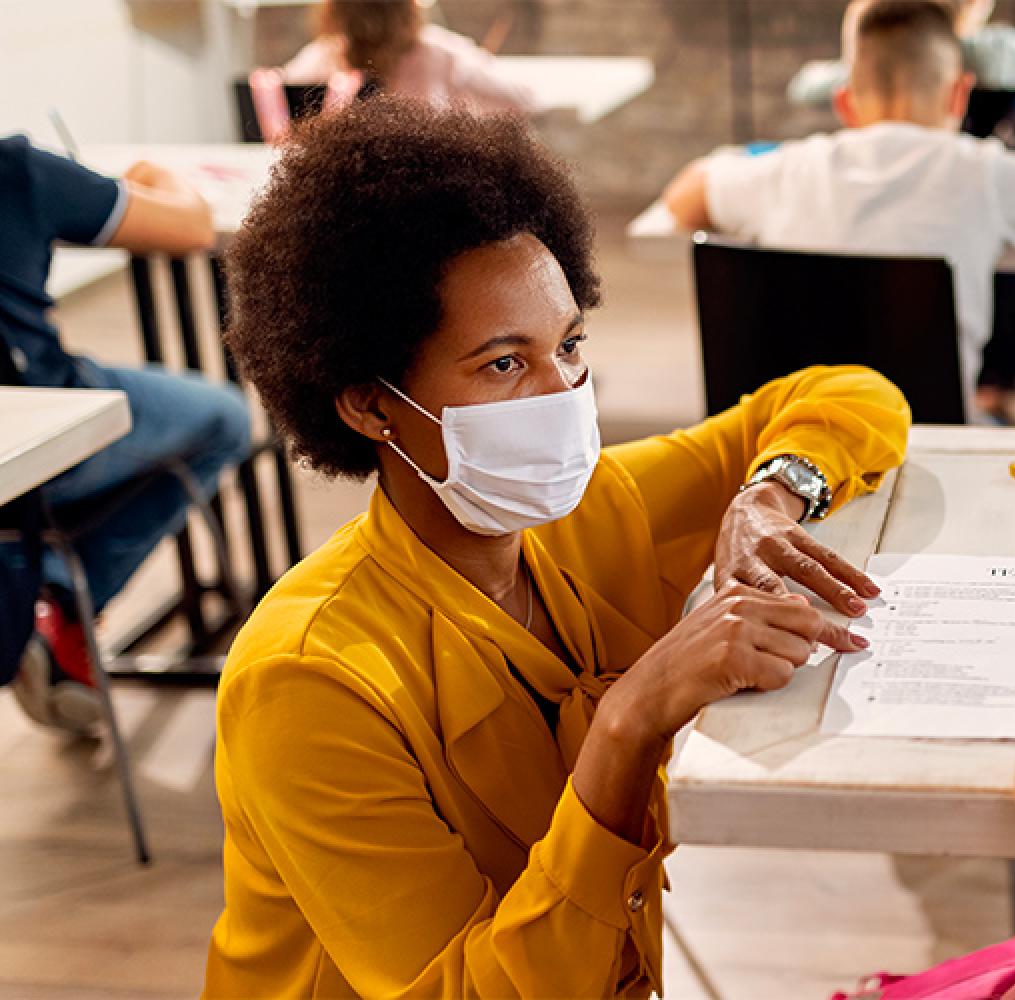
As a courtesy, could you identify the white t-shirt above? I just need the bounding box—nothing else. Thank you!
[705,123,1015,410]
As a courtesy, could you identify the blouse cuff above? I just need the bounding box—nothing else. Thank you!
[748,427,890,514]
[538,778,659,931]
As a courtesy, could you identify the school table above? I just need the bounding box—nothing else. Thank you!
[668,424,1015,859]
[496,56,655,124]
[625,197,1015,280]
[0,388,131,507]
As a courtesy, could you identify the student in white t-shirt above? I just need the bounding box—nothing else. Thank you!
[664,0,1015,419]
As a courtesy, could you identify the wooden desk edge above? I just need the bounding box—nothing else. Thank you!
[668,782,1015,857]
[0,391,131,506]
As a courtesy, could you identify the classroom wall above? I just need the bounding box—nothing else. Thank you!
[0,0,132,144]
[0,0,250,148]
[252,0,1015,207]
[5,1,1013,200]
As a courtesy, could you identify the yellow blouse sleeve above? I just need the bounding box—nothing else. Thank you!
[605,365,910,549]
[217,655,657,998]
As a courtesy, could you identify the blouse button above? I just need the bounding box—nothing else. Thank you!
[627,889,645,913]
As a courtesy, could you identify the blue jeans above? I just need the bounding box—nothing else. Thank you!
[40,363,251,611]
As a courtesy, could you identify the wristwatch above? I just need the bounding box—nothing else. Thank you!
[743,454,832,522]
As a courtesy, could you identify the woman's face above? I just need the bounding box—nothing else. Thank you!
[383,232,587,481]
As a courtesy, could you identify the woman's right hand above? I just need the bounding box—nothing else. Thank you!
[602,582,868,751]
[573,581,868,844]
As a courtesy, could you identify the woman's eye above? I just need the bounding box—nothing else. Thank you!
[488,355,521,374]
[560,333,587,355]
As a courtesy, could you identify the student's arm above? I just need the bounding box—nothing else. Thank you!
[662,158,714,231]
[786,59,848,107]
[107,160,214,254]
[665,147,785,237]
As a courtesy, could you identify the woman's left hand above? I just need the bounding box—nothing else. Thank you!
[714,481,880,619]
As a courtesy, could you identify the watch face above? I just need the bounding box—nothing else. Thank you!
[784,463,814,493]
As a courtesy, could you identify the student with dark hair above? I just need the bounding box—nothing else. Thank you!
[664,0,1015,420]
[0,137,251,732]
[201,97,908,997]
[282,0,535,113]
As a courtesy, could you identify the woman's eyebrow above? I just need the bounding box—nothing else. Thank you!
[456,314,584,363]
[457,333,532,362]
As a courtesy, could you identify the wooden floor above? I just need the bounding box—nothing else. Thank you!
[2,213,1009,1000]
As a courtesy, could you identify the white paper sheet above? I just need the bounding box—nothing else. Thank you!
[821,553,1015,739]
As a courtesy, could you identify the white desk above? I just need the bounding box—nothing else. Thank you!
[627,198,676,240]
[497,56,655,124]
[48,248,128,301]
[626,197,1015,277]
[79,143,278,240]
[669,425,1015,858]
[0,388,132,507]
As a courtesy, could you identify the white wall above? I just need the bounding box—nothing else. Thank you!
[0,0,254,148]
[0,0,132,144]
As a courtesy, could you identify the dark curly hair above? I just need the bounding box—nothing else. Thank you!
[225,96,601,480]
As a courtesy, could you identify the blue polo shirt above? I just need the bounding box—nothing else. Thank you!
[0,135,128,388]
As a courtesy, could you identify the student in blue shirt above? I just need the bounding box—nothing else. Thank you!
[0,136,251,732]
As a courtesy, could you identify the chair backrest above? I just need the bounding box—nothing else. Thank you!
[692,233,966,423]
[958,86,1015,138]
[0,322,24,386]
[963,87,1015,139]
[982,272,1015,388]
[233,80,328,142]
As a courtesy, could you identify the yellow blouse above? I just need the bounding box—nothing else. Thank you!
[203,366,909,999]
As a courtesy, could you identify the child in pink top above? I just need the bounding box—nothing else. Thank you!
[283,0,536,115]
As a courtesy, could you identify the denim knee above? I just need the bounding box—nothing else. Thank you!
[213,382,254,466]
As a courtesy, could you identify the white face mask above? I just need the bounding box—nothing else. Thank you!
[379,376,601,536]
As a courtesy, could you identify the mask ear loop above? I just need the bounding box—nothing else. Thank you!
[376,378,443,483]
[556,359,590,389]
[378,378,442,425]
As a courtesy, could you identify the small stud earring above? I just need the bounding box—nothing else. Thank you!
[381,427,393,439]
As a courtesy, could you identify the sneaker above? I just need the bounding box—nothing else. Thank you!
[11,637,103,735]
[34,592,94,688]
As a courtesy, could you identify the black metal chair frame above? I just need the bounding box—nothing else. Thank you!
[233,80,328,144]
[964,86,1015,141]
[115,253,303,678]
[0,331,245,864]
[691,232,967,425]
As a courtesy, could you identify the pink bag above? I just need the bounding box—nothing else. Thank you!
[831,939,1015,1000]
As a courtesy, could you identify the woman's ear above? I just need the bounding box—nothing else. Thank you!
[336,384,393,443]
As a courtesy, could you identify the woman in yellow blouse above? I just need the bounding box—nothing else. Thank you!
[203,97,910,998]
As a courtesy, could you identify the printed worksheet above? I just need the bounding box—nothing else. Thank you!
[821,554,1015,739]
